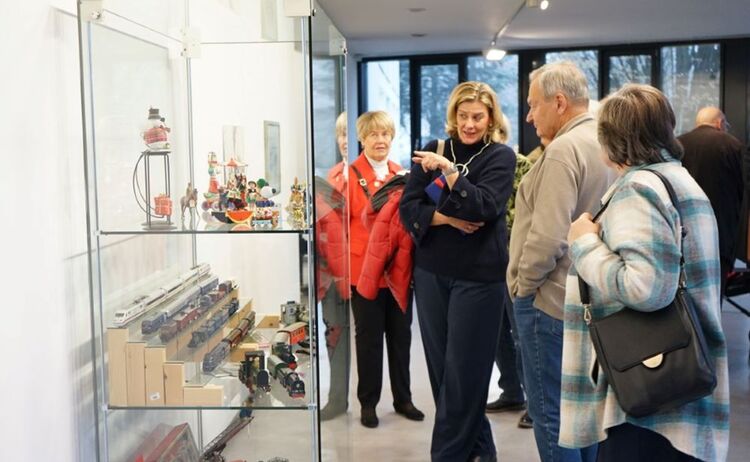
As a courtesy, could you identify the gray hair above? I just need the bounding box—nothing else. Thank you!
[529,61,589,106]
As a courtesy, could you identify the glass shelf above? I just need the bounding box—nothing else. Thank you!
[99,223,311,235]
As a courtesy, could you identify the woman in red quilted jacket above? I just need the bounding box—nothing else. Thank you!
[349,111,424,428]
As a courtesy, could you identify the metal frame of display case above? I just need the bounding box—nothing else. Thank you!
[76,1,345,460]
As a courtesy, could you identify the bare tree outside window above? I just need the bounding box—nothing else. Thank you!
[661,44,721,135]
[468,55,520,151]
[365,60,412,167]
[608,55,652,94]
[545,50,600,99]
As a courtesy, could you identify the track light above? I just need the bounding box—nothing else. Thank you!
[527,0,550,9]
[486,47,507,61]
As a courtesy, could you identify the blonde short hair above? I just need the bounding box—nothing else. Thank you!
[335,112,347,138]
[445,82,504,144]
[356,111,395,142]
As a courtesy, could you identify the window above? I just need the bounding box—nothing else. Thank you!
[364,60,411,168]
[419,64,459,152]
[661,43,721,135]
[545,50,600,100]
[467,55,520,150]
[608,54,652,94]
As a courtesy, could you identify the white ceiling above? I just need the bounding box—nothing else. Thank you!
[316,0,750,58]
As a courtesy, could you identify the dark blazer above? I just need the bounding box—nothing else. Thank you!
[678,125,745,265]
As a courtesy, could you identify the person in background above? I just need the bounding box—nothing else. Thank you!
[508,61,614,462]
[349,110,424,429]
[319,112,351,421]
[485,115,532,430]
[327,112,349,191]
[562,83,729,462]
[678,106,744,297]
[400,81,515,462]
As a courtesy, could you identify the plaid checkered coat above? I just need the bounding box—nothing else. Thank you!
[560,161,730,462]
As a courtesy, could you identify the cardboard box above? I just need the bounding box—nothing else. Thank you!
[106,327,129,406]
[257,314,280,329]
[126,342,147,406]
[183,384,224,406]
[163,362,185,406]
[144,346,167,406]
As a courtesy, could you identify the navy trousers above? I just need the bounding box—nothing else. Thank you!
[494,286,524,401]
[413,267,505,462]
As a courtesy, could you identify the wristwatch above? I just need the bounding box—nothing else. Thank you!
[442,163,459,176]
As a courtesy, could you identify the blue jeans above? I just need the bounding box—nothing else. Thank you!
[513,294,597,462]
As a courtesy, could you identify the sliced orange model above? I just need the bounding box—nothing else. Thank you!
[225,209,252,224]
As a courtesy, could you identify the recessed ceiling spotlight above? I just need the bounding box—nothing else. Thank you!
[411,33,427,37]
[408,8,427,13]
[540,0,549,10]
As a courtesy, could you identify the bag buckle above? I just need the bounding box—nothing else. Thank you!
[642,353,664,369]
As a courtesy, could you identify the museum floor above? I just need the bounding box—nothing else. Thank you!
[319,297,750,462]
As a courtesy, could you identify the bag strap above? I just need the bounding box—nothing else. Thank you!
[578,168,688,323]
[350,164,371,200]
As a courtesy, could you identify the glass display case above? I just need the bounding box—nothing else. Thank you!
[77,0,347,460]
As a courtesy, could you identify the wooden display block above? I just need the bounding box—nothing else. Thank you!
[229,343,259,362]
[106,327,129,406]
[257,314,280,329]
[126,342,147,406]
[145,346,167,406]
[183,384,224,406]
[163,362,185,406]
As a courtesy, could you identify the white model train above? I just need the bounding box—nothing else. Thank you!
[112,263,210,326]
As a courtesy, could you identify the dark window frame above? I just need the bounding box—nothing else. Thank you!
[359,37,746,154]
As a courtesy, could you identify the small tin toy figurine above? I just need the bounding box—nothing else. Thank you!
[141,107,171,150]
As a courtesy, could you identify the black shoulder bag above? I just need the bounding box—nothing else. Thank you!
[578,169,717,417]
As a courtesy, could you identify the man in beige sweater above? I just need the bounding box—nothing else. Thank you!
[507,61,615,462]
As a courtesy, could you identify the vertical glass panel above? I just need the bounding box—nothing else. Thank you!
[545,50,600,100]
[365,60,412,168]
[420,64,459,150]
[311,4,350,461]
[608,54,652,93]
[468,55,520,151]
[661,43,721,135]
[88,24,189,232]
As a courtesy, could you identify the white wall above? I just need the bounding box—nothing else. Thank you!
[0,1,312,460]
[0,1,85,460]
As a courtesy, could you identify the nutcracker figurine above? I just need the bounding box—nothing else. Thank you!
[142,107,171,150]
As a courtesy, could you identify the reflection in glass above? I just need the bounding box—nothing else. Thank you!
[420,64,459,150]
[545,50,600,99]
[365,60,412,168]
[661,43,721,135]
[468,55,520,151]
[608,54,652,93]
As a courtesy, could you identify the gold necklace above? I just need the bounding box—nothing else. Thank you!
[449,139,492,175]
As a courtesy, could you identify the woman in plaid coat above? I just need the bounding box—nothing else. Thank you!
[562,84,729,462]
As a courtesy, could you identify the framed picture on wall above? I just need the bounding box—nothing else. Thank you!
[264,121,281,188]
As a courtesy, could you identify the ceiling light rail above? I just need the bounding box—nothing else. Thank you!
[486,0,550,60]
